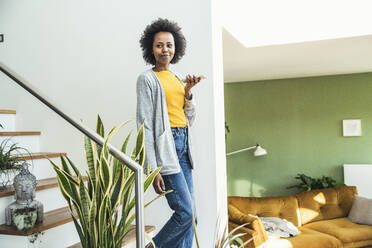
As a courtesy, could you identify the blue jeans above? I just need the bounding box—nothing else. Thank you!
[153,127,196,248]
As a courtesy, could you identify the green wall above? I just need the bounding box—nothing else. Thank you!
[224,72,372,197]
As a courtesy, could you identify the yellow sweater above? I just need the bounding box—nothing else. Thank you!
[154,71,187,127]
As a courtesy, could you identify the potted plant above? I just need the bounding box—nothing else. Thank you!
[0,138,25,189]
[51,116,169,248]
[287,173,341,192]
[214,223,251,248]
[225,122,230,140]
[13,206,38,231]
[192,212,252,248]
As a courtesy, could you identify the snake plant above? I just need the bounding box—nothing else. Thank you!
[51,116,166,248]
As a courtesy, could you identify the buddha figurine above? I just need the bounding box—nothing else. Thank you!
[5,168,43,227]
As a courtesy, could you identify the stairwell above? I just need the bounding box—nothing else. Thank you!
[0,110,154,248]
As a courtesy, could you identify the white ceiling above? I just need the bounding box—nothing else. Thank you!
[222,29,372,83]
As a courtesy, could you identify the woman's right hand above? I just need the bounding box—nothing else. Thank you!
[153,173,166,194]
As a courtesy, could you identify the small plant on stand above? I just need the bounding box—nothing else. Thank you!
[0,138,27,189]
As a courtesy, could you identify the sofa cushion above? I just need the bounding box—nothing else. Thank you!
[304,217,372,245]
[265,227,342,248]
[296,186,357,225]
[343,240,372,248]
[348,195,372,225]
[228,195,301,227]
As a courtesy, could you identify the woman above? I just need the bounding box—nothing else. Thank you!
[136,18,203,248]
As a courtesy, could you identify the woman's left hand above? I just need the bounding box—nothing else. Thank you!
[184,74,204,99]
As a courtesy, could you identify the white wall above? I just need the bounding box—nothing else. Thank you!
[0,0,227,247]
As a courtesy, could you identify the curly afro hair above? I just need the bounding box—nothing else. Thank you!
[140,18,186,65]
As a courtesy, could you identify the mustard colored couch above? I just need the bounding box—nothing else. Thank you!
[228,186,372,248]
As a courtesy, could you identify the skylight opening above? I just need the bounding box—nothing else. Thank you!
[222,0,372,48]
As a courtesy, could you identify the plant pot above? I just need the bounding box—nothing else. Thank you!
[13,207,37,231]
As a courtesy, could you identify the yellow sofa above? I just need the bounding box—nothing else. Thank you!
[228,186,372,248]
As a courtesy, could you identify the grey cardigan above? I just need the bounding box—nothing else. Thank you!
[136,69,195,175]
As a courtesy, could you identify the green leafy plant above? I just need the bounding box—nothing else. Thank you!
[0,138,24,171]
[287,173,340,192]
[214,223,251,248]
[51,116,169,248]
[193,212,252,248]
[225,122,230,139]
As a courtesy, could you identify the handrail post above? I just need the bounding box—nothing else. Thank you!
[135,168,145,248]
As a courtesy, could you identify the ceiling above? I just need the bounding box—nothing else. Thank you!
[222,29,372,83]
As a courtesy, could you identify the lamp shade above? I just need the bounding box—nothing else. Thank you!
[253,145,267,157]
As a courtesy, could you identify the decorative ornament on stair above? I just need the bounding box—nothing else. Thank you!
[5,166,44,231]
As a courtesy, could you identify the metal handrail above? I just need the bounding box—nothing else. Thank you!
[0,62,145,248]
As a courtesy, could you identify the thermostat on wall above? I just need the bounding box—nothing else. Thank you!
[0,34,3,42]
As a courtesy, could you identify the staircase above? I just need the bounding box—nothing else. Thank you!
[0,110,154,247]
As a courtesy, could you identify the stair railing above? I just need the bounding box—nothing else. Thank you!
[0,62,145,248]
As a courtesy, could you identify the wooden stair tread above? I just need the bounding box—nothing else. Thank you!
[0,206,77,236]
[0,131,41,136]
[68,225,156,248]
[0,110,16,114]
[122,225,156,246]
[0,176,87,198]
[16,152,67,161]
